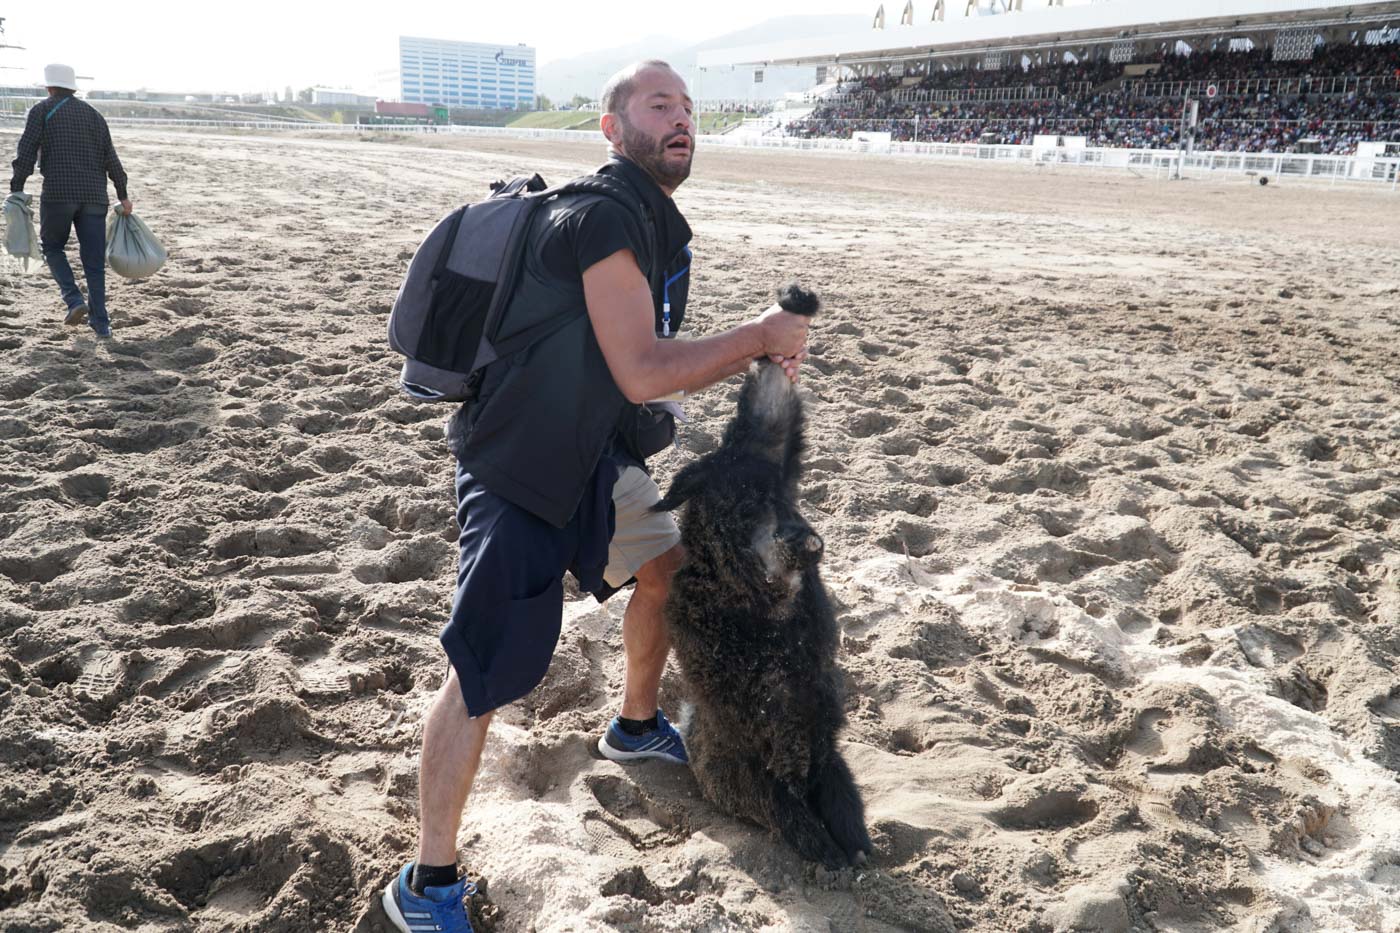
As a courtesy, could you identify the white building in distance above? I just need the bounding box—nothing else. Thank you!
[394,36,536,110]
[312,88,376,107]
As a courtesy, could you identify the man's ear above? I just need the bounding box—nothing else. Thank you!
[600,112,620,146]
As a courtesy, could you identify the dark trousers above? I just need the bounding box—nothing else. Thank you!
[440,461,617,717]
[39,200,108,331]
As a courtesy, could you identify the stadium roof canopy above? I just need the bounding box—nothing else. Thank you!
[697,0,1400,69]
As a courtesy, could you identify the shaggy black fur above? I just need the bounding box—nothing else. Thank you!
[653,283,872,869]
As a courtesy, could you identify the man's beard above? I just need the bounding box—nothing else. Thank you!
[620,119,692,189]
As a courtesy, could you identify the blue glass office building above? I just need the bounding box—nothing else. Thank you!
[398,37,536,110]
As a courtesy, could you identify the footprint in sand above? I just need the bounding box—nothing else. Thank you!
[0,545,79,585]
[88,421,202,455]
[150,830,313,918]
[73,651,126,703]
[581,774,689,855]
[599,865,665,905]
[1368,687,1400,724]
[175,695,316,769]
[160,655,252,710]
[349,538,445,585]
[295,658,356,699]
[59,471,112,506]
[310,445,358,474]
[212,524,329,560]
[881,434,923,456]
[1234,623,1304,668]
[165,344,218,368]
[987,460,1088,496]
[874,515,939,558]
[850,411,899,438]
[988,777,1100,831]
[0,374,41,401]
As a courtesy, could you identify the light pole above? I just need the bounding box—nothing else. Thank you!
[1175,95,1198,180]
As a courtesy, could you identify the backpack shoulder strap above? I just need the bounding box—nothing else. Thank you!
[481,174,654,364]
[541,174,659,284]
[537,175,650,230]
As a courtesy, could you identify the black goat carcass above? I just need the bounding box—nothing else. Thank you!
[653,284,871,869]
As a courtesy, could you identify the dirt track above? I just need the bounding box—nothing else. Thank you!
[1,128,1398,932]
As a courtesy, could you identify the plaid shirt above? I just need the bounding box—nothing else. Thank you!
[9,94,128,203]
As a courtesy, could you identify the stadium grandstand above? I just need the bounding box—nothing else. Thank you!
[698,0,1400,156]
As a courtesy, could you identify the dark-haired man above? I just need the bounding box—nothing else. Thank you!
[382,60,811,933]
[9,63,132,339]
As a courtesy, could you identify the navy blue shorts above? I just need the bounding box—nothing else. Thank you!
[439,462,617,716]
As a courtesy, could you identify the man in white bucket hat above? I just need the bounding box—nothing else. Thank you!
[8,63,133,339]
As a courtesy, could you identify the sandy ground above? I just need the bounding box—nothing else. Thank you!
[1,128,1399,933]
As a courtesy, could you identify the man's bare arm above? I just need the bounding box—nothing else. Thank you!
[583,248,808,403]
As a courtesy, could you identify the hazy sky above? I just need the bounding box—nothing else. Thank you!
[0,0,878,93]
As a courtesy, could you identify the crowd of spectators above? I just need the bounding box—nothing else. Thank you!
[912,58,1122,93]
[827,60,1122,99]
[786,41,1400,154]
[1150,42,1400,83]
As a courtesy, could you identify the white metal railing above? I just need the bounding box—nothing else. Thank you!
[781,115,1400,146]
[1123,74,1400,99]
[709,135,1400,188]
[890,82,1093,104]
[809,73,1400,108]
[811,89,878,106]
[2,115,1394,189]
[0,95,323,124]
[694,99,774,115]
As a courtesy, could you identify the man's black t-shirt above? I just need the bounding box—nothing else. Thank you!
[451,155,694,528]
[532,194,689,339]
[538,197,650,282]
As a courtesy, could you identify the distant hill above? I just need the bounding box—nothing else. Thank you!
[538,14,867,104]
[538,34,692,104]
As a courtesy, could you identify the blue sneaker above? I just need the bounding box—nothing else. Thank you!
[382,863,476,933]
[598,709,689,764]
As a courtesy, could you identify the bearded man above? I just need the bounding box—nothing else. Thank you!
[381,60,812,933]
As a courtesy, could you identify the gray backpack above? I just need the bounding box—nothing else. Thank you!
[388,171,647,402]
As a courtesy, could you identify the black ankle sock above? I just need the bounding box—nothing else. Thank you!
[618,714,659,736]
[410,862,459,895]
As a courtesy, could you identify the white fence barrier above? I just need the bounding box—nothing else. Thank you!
[1123,73,1400,99]
[2,114,1395,190]
[709,132,1400,188]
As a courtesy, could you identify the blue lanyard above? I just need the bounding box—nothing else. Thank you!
[45,96,70,122]
[661,246,691,337]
